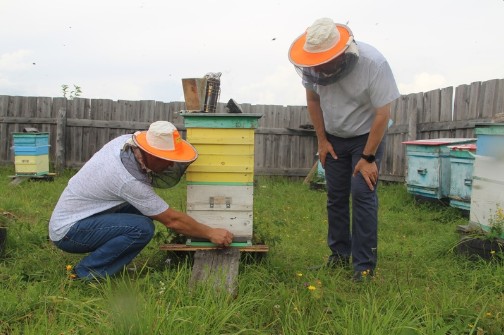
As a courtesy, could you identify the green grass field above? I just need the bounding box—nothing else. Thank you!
[0,165,503,334]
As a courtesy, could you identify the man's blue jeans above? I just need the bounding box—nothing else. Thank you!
[324,132,385,272]
[54,204,155,280]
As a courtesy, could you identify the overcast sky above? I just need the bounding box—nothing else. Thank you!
[1,0,503,107]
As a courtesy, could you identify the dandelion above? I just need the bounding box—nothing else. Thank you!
[490,250,496,255]
[308,285,316,291]
[296,272,303,277]
[485,312,492,317]
[65,264,77,279]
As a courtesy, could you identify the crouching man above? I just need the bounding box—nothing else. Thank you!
[49,121,233,280]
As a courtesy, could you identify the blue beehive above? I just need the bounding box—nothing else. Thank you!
[402,138,476,199]
[12,132,50,176]
[448,144,476,211]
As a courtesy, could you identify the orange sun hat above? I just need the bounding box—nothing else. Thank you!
[133,121,198,163]
[288,18,354,67]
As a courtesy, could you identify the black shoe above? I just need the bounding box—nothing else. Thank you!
[327,255,350,269]
[352,269,374,282]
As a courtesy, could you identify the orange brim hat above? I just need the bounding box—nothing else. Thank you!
[289,23,353,67]
[132,121,198,163]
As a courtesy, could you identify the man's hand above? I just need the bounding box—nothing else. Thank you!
[353,159,378,191]
[318,139,338,167]
[208,228,234,246]
[153,208,234,246]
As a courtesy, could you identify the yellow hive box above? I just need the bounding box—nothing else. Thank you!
[186,128,255,185]
[14,155,49,175]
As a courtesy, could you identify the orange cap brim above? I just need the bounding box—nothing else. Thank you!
[288,24,353,67]
[132,132,198,163]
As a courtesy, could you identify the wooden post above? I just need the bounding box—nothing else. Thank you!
[55,108,67,172]
[189,248,241,296]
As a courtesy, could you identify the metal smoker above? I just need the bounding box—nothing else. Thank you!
[202,72,221,113]
[181,72,221,113]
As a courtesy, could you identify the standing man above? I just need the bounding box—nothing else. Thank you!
[288,18,400,281]
[49,121,233,280]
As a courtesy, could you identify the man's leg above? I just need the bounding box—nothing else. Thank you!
[55,207,155,280]
[350,137,385,274]
[324,135,353,265]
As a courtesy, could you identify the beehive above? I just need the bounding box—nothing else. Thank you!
[182,113,262,242]
[12,132,50,176]
[448,144,476,211]
[402,138,476,199]
[469,123,504,237]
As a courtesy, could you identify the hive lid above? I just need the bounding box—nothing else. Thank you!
[402,138,476,146]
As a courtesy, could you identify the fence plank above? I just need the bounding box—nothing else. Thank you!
[0,96,9,163]
[439,87,454,138]
[453,84,471,138]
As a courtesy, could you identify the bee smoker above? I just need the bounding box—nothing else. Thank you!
[202,72,221,113]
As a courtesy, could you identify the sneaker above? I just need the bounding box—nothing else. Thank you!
[327,255,350,269]
[306,255,350,271]
[352,269,374,282]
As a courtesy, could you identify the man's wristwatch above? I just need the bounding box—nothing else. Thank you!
[361,153,376,163]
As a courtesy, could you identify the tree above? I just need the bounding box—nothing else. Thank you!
[61,84,82,100]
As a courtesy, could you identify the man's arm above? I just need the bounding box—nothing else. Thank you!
[150,208,233,246]
[353,103,391,190]
[306,89,337,167]
[362,103,391,157]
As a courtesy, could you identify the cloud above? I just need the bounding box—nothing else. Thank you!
[229,65,306,106]
[0,50,35,95]
[0,50,33,72]
[398,72,447,94]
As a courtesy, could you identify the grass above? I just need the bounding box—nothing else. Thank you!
[0,165,503,334]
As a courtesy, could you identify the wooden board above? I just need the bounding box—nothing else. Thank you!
[159,243,269,252]
[189,248,241,296]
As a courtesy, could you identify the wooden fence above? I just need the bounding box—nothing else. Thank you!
[1,78,503,181]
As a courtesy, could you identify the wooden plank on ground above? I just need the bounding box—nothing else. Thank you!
[303,160,318,184]
[189,248,241,296]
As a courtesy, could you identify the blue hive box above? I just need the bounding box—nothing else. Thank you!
[12,133,50,147]
[474,123,504,158]
[448,144,476,211]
